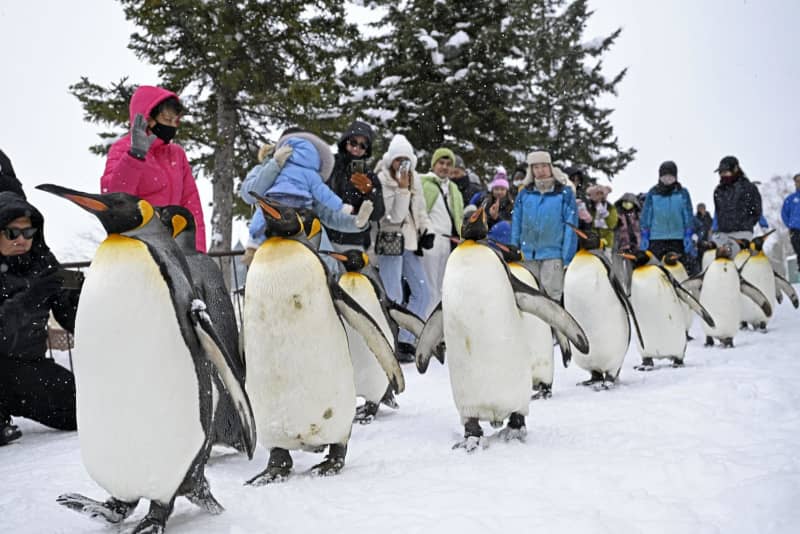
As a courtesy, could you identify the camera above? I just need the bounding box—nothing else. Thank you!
[349,160,367,175]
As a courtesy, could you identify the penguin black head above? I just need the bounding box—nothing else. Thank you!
[621,249,656,268]
[748,229,774,253]
[577,229,603,251]
[461,205,488,241]
[699,240,717,253]
[325,249,369,272]
[296,207,323,248]
[250,192,305,238]
[36,184,154,235]
[490,241,524,263]
[662,251,683,266]
[715,245,733,260]
[157,205,197,252]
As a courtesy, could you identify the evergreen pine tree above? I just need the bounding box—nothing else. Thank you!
[350,0,634,179]
[71,0,360,255]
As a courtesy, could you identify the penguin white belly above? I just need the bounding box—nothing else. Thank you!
[630,268,686,359]
[442,244,530,423]
[244,240,355,450]
[665,264,693,332]
[509,263,553,386]
[338,273,392,404]
[564,257,629,374]
[702,250,715,272]
[700,261,741,338]
[739,257,775,325]
[75,238,205,503]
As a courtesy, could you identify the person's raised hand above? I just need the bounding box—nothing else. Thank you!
[128,113,157,160]
[350,173,373,194]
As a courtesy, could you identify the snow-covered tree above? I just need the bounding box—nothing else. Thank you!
[71,0,360,254]
[349,0,634,178]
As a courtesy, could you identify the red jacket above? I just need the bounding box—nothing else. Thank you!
[100,85,206,251]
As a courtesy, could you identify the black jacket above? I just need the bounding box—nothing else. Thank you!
[452,176,482,208]
[713,175,762,233]
[0,193,81,361]
[0,149,25,197]
[325,121,385,247]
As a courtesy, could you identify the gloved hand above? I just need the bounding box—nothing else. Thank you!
[350,173,373,195]
[128,113,157,160]
[22,272,62,309]
[355,200,374,228]
[340,204,354,215]
[257,143,275,163]
[273,145,293,167]
[640,229,650,251]
[683,229,696,257]
[419,229,435,250]
[576,200,592,223]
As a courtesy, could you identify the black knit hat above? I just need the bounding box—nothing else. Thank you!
[714,155,739,173]
[658,160,678,177]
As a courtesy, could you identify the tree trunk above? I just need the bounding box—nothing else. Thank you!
[211,88,236,289]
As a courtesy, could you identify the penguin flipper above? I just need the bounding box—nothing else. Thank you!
[416,303,444,374]
[387,301,425,339]
[508,274,589,354]
[553,328,571,368]
[740,279,773,317]
[331,284,405,394]
[609,269,647,351]
[669,277,716,328]
[190,300,257,458]
[681,275,704,298]
[774,271,799,308]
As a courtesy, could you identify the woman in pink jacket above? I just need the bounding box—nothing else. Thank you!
[100,85,206,251]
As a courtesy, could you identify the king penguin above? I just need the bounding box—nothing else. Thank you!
[243,195,403,484]
[661,252,694,340]
[624,250,715,370]
[326,249,416,424]
[684,245,772,347]
[416,206,589,451]
[36,185,256,534]
[158,205,247,452]
[734,232,777,331]
[564,232,644,389]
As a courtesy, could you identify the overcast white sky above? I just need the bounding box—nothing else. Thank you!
[1,0,798,259]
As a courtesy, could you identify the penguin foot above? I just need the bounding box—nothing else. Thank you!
[685,331,694,341]
[704,336,714,347]
[310,444,347,477]
[354,402,379,425]
[579,371,606,384]
[56,493,138,525]
[247,448,293,486]
[531,383,552,400]
[452,435,487,453]
[671,357,685,368]
[739,321,749,331]
[592,381,612,391]
[183,477,224,515]
[0,420,21,446]
[758,322,767,332]
[380,387,399,409]
[497,426,527,442]
[130,500,173,534]
[490,420,504,429]
[395,342,416,363]
[721,337,734,348]
[634,359,654,372]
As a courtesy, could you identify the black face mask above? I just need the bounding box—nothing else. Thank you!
[151,122,177,143]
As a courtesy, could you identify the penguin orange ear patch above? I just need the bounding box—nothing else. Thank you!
[137,200,155,227]
[308,218,322,239]
[171,214,188,238]
[65,194,109,212]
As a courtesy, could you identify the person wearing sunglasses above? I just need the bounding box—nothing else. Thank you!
[0,192,83,445]
[325,121,385,262]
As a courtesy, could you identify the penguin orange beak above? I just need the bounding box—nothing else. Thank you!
[249,191,282,220]
[566,223,588,240]
[619,253,637,261]
[469,206,485,223]
[36,184,110,212]
[326,252,348,262]
[494,242,510,253]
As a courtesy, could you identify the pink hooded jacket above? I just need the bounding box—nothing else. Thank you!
[100,85,206,251]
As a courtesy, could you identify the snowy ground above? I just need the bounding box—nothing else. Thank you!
[2,291,800,534]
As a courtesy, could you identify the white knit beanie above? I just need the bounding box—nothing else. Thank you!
[381,134,418,171]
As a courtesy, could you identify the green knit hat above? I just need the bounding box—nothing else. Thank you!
[430,147,456,170]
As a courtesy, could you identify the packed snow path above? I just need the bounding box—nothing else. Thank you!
[2,289,799,533]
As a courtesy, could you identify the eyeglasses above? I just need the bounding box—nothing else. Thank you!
[347,139,368,151]
[2,227,37,240]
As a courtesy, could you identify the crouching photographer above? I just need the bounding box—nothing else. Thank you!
[1,192,83,445]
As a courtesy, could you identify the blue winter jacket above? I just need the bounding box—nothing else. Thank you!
[265,138,343,212]
[782,191,800,230]
[641,185,693,240]
[511,183,578,263]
